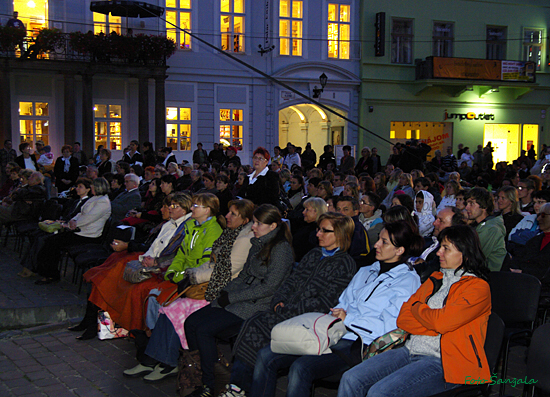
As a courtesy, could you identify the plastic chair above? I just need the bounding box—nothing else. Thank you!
[488,272,541,396]
[522,323,550,396]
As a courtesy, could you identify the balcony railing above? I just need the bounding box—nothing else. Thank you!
[0,28,175,67]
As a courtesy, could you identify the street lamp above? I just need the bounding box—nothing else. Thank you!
[312,73,328,98]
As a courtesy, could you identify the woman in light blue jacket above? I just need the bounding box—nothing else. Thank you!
[248,220,423,397]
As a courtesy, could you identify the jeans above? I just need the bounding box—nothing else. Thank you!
[229,359,254,393]
[337,347,459,397]
[185,305,244,390]
[250,339,354,397]
[144,314,181,368]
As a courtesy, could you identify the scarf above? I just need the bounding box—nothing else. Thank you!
[204,222,248,301]
[63,156,72,173]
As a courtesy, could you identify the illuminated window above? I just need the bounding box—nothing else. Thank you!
[94,104,122,151]
[221,0,245,53]
[93,13,121,35]
[486,26,507,60]
[523,28,543,71]
[19,101,49,146]
[166,107,192,151]
[166,0,192,50]
[279,0,302,56]
[391,18,413,64]
[219,108,243,149]
[327,3,350,59]
[433,22,453,57]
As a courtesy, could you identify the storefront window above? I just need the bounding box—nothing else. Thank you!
[19,101,49,146]
[483,124,519,165]
[522,124,539,156]
[279,0,303,56]
[390,121,453,160]
[166,107,192,151]
[94,104,122,151]
[166,0,192,50]
[13,0,48,35]
[327,3,350,59]
[219,108,243,149]
[391,18,413,64]
[221,0,245,53]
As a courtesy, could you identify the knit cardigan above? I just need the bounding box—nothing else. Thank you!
[233,247,356,367]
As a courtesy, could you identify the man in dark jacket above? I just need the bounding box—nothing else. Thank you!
[398,139,431,173]
[110,173,142,223]
[318,145,337,171]
[193,142,209,166]
[335,196,370,268]
[0,171,46,224]
[208,143,226,165]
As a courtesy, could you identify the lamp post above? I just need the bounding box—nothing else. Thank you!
[312,73,328,98]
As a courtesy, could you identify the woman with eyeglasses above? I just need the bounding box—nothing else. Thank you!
[122,199,256,382]
[219,212,357,397]
[242,147,280,207]
[248,220,422,397]
[338,225,490,397]
[75,193,193,340]
[183,204,293,397]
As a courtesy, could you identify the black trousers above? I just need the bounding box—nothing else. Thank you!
[36,232,100,279]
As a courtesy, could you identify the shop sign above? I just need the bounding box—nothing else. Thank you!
[502,60,536,82]
[421,132,452,156]
[374,12,385,57]
[444,110,495,121]
[433,57,501,80]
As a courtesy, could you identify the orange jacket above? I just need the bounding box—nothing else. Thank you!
[396,272,491,384]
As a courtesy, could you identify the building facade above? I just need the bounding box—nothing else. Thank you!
[359,0,550,164]
[0,0,361,165]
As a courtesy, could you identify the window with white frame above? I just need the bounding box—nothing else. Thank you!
[219,108,243,149]
[19,101,49,146]
[166,107,192,151]
[486,26,507,60]
[94,104,122,151]
[391,18,413,64]
[166,0,192,50]
[93,13,121,35]
[523,28,543,70]
[279,0,303,56]
[221,0,245,53]
[433,22,453,57]
[327,3,350,59]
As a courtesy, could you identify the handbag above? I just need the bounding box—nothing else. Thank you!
[270,312,346,356]
[97,311,129,340]
[364,328,409,360]
[161,282,209,306]
[38,220,62,233]
[123,260,161,284]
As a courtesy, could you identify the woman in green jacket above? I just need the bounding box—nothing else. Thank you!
[165,193,225,283]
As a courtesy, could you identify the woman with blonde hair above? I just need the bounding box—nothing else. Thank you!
[496,185,524,238]
[437,180,461,213]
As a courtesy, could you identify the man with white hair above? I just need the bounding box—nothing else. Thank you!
[110,173,141,223]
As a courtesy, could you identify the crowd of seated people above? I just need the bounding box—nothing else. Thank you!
[3,137,550,396]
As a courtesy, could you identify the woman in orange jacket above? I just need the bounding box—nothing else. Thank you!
[337,224,491,397]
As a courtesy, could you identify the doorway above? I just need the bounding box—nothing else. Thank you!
[483,124,520,164]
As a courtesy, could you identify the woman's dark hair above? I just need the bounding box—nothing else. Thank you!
[438,225,489,280]
[393,194,414,213]
[75,177,92,190]
[291,175,304,187]
[160,174,176,188]
[147,178,161,195]
[131,164,143,177]
[203,171,215,183]
[100,148,112,159]
[117,161,131,175]
[360,175,376,193]
[112,173,125,186]
[216,174,230,185]
[383,205,419,234]
[384,220,424,258]
[253,204,292,265]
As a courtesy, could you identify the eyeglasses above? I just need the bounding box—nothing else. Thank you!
[192,204,207,208]
[317,227,335,234]
[170,204,181,209]
[360,200,372,206]
[253,156,267,161]
[539,212,550,218]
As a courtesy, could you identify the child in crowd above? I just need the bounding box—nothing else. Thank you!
[414,190,435,237]
[37,145,54,167]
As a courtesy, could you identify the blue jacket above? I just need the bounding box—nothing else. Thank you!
[335,261,421,345]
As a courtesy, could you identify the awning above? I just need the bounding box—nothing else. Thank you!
[90,1,164,18]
